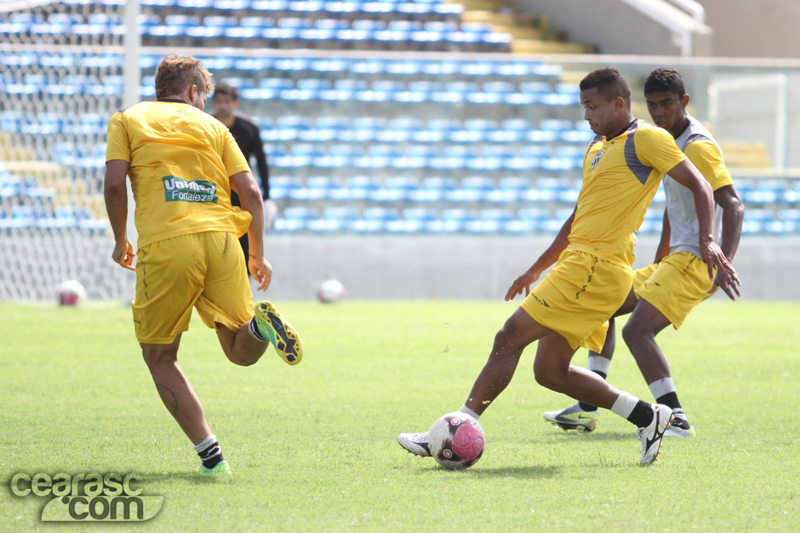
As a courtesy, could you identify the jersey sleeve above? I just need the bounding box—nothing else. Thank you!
[221,128,251,177]
[683,140,734,191]
[105,112,131,162]
[637,126,687,176]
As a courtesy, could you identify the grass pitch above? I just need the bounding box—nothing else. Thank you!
[1,300,798,532]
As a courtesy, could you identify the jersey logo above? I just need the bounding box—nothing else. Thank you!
[163,176,218,204]
[591,151,604,168]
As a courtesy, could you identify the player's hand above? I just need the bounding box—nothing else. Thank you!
[112,239,136,271]
[700,241,740,298]
[710,264,741,300]
[249,256,273,291]
[504,268,541,301]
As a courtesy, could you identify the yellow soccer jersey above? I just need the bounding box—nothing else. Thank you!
[684,141,732,191]
[569,120,686,268]
[105,100,252,248]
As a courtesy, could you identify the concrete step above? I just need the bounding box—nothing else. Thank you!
[511,39,594,54]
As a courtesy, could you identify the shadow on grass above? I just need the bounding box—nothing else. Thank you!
[536,430,635,443]
[415,464,561,479]
[138,471,233,485]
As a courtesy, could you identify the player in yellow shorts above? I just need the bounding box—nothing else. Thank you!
[543,68,744,438]
[104,54,303,475]
[633,251,715,330]
[400,67,739,466]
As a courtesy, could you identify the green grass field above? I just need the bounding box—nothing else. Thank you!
[1,300,798,532]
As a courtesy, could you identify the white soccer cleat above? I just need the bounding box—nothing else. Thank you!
[664,408,696,438]
[543,403,599,432]
[637,404,673,466]
[397,431,431,457]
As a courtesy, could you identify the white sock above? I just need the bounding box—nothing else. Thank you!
[610,391,639,419]
[194,434,222,462]
[648,377,675,400]
[459,405,480,421]
[587,355,611,376]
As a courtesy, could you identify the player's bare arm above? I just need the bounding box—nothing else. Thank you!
[505,206,576,301]
[103,159,136,271]
[230,170,271,290]
[654,209,671,263]
[711,184,745,299]
[665,159,740,287]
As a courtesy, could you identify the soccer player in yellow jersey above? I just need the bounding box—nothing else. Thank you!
[543,68,744,437]
[104,54,303,475]
[399,67,740,466]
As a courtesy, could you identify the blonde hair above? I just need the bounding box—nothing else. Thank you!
[154,53,214,99]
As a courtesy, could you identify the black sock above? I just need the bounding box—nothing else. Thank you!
[196,437,225,469]
[655,392,681,410]
[626,400,654,428]
[578,370,607,412]
[249,318,269,342]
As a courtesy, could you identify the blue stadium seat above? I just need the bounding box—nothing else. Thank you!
[779,209,800,232]
[12,206,48,229]
[464,209,513,233]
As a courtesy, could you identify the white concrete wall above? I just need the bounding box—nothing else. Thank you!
[256,235,800,302]
[519,0,800,59]
[701,0,800,59]
[516,0,696,56]
[0,234,796,302]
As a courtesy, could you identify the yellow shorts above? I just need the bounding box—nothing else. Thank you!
[633,251,714,329]
[132,231,254,344]
[520,249,633,352]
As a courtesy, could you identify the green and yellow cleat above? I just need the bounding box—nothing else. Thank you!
[199,460,232,475]
[254,301,303,365]
[543,404,599,432]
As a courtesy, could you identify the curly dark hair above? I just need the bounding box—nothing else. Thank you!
[154,53,214,99]
[644,67,685,98]
[579,67,631,105]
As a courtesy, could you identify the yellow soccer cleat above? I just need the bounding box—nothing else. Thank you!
[543,403,599,432]
[253,301,303,365]
[199,460,232,475]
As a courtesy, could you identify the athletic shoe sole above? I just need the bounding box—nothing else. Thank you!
[254,301,303,365]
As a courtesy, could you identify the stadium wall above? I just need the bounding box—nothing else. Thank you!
[0,235,796,303]
[701,0,800,59]
[254,235,800,302]
[520,0,800,59]
[516,0,711,56]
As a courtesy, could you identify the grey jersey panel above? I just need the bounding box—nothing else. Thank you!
[663,115,726,258]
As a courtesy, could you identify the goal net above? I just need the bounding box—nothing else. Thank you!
[0,0,131,302]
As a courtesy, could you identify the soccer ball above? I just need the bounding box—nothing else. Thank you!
[56,279,87,306]
[428,412,485,469]
[317,279,345,304]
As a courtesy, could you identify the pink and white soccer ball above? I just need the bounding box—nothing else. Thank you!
[317,279,345,304]
[56,279,87,306]
[429,412,485,469]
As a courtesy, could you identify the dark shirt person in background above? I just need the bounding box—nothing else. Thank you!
[211,83,275,270]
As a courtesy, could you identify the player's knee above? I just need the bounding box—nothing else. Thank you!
[532,358,565,391]
[140,346,178,370]
[533,367,563,391]
[493,322,530,355]
[622,318,649,346]
[225,350,260,367]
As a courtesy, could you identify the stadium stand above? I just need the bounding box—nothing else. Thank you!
[1,0,798,245]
